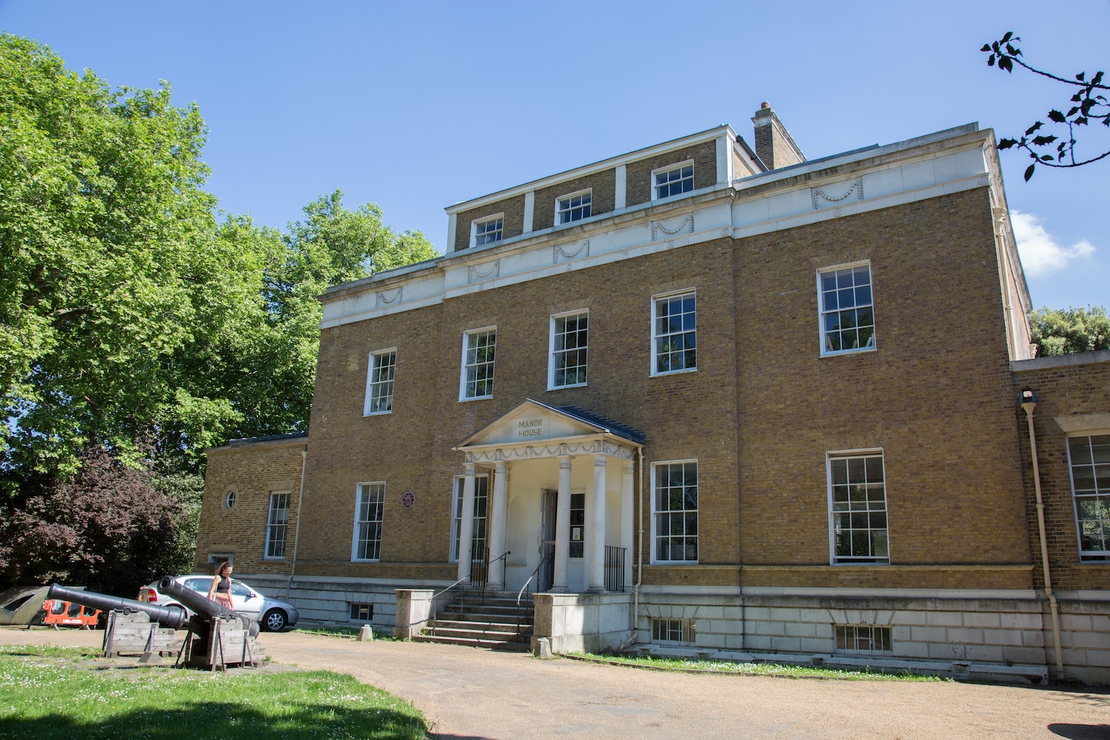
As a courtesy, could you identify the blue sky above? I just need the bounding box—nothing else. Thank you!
[2,0,1106,311]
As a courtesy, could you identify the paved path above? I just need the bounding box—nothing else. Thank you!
[3,627,1108,739]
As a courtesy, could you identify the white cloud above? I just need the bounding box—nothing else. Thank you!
[1011,210,1095,277]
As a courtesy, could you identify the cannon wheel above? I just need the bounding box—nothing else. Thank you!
[262,608,287,632]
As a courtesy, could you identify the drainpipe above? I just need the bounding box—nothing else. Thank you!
[287,444,308,601]
[1020,390,1064,678]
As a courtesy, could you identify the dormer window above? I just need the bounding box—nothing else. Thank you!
[557,190,592,225]
[653,162,694,200]
[472,215,503,247]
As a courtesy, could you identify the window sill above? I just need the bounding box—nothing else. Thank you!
[548,383,587,392]
[820,346,877,359]
[351,559,381,564]
[363,410,392,417]
[459,395,494,403]
[830,560,889,566]
[650,561,700,566]
[650,367,698,378]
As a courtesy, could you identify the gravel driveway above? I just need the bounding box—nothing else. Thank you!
[3,627,1108,739]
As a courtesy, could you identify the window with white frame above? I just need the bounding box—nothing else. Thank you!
[550,311,588,388]
[653,162,694,200]
[461,328,496,400]
[653,461,698,563]
[819,263,875,355]
[1068,434,1110,560]
[364,349,396,415]
[652,291,696,375]
[829,451,888,564]
[556,190,591,224]
[353,483,385,561]
[472,215,503,247]
[264,491,291,559]
[451,475,489,562]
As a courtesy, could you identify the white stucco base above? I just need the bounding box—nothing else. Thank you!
[532,592,633,654]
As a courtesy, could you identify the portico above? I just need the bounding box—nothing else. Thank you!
[452,400,642,594]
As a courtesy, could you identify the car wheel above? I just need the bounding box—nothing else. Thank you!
[262,608,287,632]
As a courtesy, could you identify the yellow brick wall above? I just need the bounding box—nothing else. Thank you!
[1012,357,1110,591]
[298,236,742,579]
[197,438,306,575]
[204,187,1041,595]
[453,194,526,252]
[532,169,616,229]
[731,188,1033,590]
[625,141,717,206]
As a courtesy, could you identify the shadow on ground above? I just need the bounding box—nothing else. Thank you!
[0,701,427,740]
[1048,723,1110,740]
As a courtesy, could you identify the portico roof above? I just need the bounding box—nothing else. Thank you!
[453,399,644,452]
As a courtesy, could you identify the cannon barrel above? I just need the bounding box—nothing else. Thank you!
[157,576,259,637]
[47,583,189,630]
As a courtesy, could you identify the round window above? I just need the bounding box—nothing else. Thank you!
[225,490,236,509]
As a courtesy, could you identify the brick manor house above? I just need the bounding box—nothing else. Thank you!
[198,103,1110,683]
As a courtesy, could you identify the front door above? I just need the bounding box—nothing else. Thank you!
[539,488,557,592]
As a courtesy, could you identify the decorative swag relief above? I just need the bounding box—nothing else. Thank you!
[812,179,864,210]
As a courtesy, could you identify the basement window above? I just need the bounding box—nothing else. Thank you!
[835,625,892,654]
[652,618,696,645]
[350,603,373,621]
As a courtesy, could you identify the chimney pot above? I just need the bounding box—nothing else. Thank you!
[760,101,770,109]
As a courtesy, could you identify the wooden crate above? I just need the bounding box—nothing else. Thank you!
[102,610,181,658]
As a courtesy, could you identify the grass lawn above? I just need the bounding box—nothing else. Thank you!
[0,645,427,739]
[574,652,946,681]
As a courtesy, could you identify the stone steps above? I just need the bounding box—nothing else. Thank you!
[416,593,534,652]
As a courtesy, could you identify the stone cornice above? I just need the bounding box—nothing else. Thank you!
[320,125,999,330]
[462,439,635,464]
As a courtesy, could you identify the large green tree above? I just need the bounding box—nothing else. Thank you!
[1,35,438,480]
[0,34,233,478]
[0,35,437,590]
[1031,306,1110,356]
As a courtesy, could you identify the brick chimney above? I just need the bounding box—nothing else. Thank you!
[752,102,805,170]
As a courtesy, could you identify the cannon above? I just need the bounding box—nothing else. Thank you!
[48,583,188,630]
[156,576,262,670]
[48,583,187,659]
[156,576,258,638]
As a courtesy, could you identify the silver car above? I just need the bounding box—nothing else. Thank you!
[138,575,299,632]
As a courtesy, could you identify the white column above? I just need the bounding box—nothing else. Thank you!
[552,456,572,592]
[488,461,508,590]
[457,463,476,582]
[588,454,607,592]
[621,461,634,592]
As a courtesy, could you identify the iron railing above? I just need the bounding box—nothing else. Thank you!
[424,547,510,637]
[469,545,490,592]
[516,550,553,636]
[605,545,626,592]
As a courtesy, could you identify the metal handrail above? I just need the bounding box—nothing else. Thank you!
[516,550,553,636]
[423,549,511,637]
